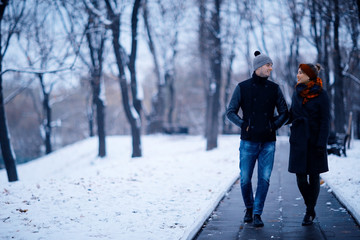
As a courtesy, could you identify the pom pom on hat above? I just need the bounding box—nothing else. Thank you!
[253,50,273,71]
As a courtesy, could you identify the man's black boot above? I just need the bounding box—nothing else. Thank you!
[244,208,253,223]
[253,214,264,227]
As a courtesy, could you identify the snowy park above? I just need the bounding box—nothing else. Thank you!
[1,135,359,239]
[0,0,359,239]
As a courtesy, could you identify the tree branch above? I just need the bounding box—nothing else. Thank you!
[4,78,36,104]
[83,0,112,26]
[1,1,26,59]
[343,70,360,85]
[0,65,75,76]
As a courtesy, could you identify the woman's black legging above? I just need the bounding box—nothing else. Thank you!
[296,173,320,212]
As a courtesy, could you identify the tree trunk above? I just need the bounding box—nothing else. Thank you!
[206,0,222,150]
[39,74,52,154]
[333,0,345,133]
[87,102,95,137]
[199,0,211,138]
[0,0,18,182]
[285,0,302,89]
[323,5,331,94]
[321,1,332,94]
[129,0,142,116]
[166,71,175,125]
[95,97,105,157]
[222,51,234,134]
[43,92,52,154]
[357,112,360,138]
[357,0,360,22]
[92,72,106,157]
[143,0,165,133]
[310,0,332,123]
[0,79,18,182]
[85,1,107,157]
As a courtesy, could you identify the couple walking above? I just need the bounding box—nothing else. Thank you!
[226,51,330,227]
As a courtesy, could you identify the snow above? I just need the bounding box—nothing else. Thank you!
[0,135,359,239]
[321,139,360,225]
[0,135,239,240]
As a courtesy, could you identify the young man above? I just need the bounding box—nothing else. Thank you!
[226,51,288,227]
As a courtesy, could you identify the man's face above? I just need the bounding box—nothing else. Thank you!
[255,63,273,77]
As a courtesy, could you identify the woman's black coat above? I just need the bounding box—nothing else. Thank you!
[288,89,330,174]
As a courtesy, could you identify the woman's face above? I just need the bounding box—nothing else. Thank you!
[297,68,310,84]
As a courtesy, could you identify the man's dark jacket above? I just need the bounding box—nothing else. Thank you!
[226,72,288,142]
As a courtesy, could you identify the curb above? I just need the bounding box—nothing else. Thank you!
[182,174,239,240]
[321,174,360,225]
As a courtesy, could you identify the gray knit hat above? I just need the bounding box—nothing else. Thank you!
[253,51,273,71]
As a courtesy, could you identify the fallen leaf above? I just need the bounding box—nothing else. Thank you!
[16,209,28,213]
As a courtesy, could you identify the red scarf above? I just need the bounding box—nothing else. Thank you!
[296,77,323,104]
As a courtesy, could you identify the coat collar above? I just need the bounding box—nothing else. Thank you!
[252,72,268,85]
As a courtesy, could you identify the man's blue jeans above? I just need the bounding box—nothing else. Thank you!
[239,140,276,215]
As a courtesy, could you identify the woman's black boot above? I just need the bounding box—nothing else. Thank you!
[302,210,316,226]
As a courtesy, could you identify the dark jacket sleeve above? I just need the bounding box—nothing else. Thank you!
[285,108,293,125]
[285,94,296,125]
[317,91,330,147]
[226,84,244,128]
[273,86,289,130]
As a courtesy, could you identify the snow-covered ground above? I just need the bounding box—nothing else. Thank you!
[0,135,359,239]
[321,138,360,225]
[0,135,240,240]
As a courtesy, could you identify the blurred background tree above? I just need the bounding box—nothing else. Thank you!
[0,0,359,181]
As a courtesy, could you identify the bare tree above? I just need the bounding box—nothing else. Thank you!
[307,0,358,134]
[307,0,353,133]
[342,0,360,139]
[0,0,26,182]
[17,0,71,155]
[285,0,303,87]
[129,0,142,117]
[62,0,109,157]
[198,0,223,148]
[222,0,241,134]
[308,0,331,96]
[143,0,184,133]
[198,0,210,138]
[333,0,346,133]
[104,0,142,157]
[84,1,107,157]
[142,0,163,133]
[206,0,222,150]
[56,0,108,157]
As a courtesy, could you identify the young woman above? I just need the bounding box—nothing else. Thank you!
[288,63,330,226]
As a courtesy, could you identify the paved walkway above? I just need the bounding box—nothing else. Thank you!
[194,141,360,240]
